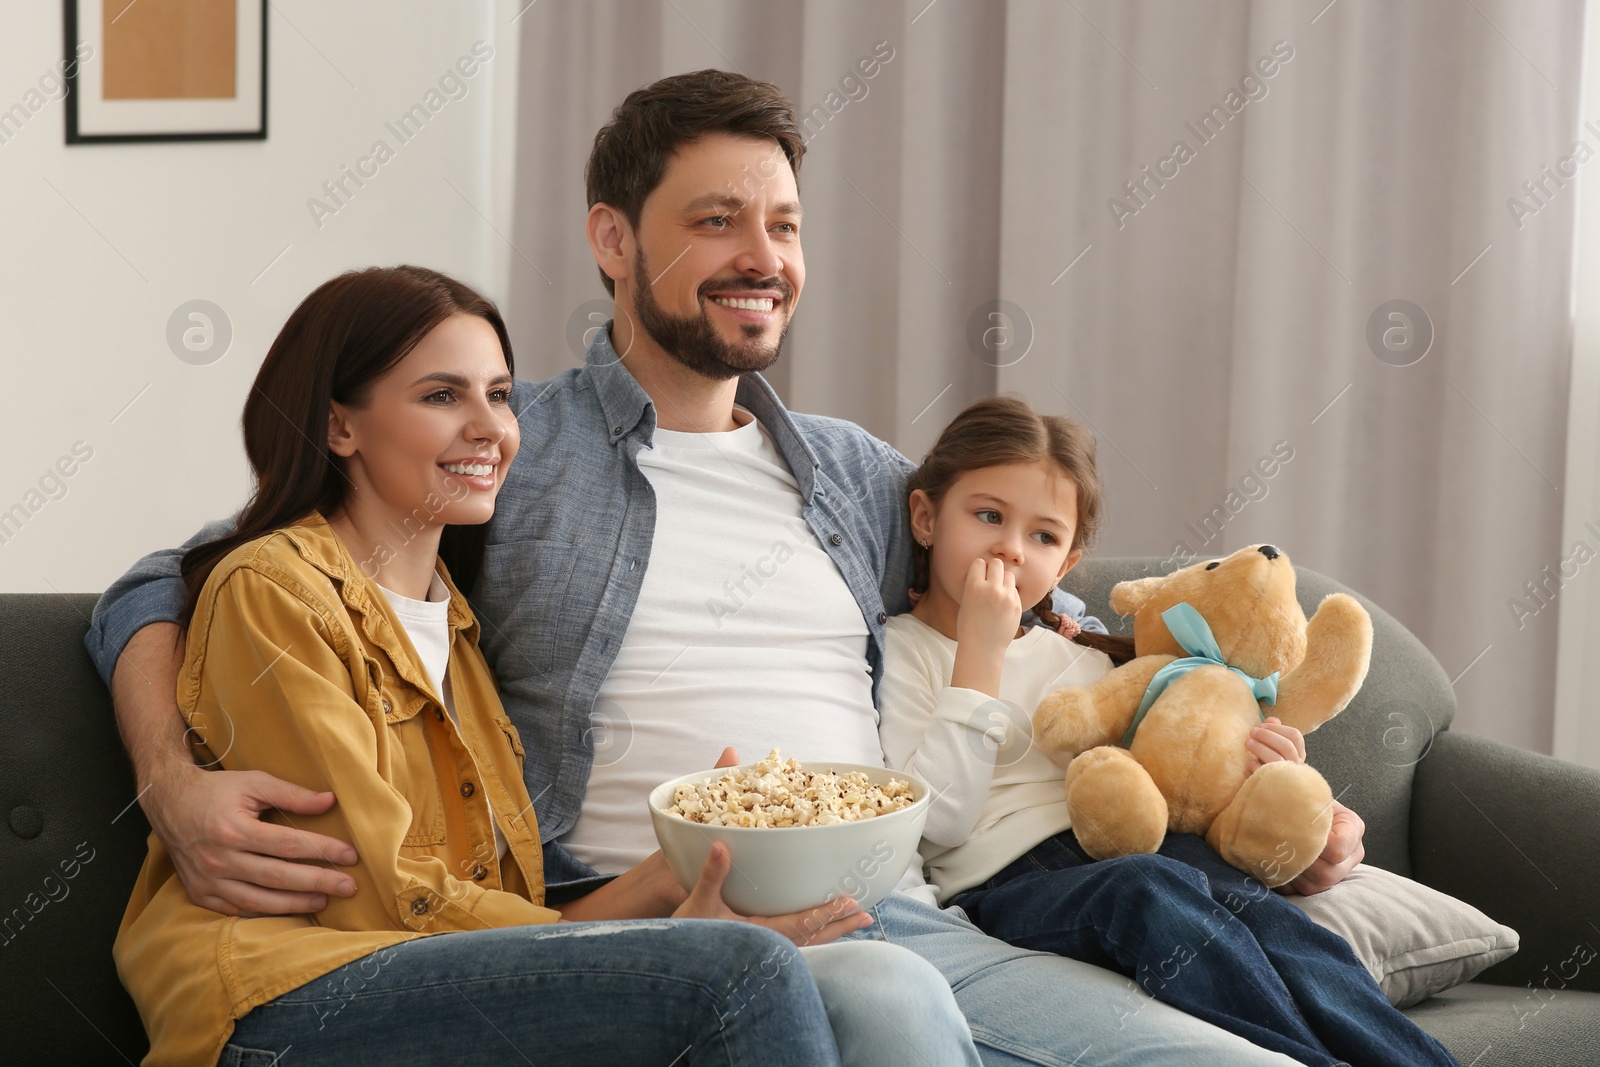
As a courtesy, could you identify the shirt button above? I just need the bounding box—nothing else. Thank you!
[460,781,475,798]
[629,559,637,571]
[434,708,445,722]
[829,533,843,546]
[612,425,623,436]
[411,898,429,915]
[382,699,392,714]
[877,611,888,624]
[472,864,489,881]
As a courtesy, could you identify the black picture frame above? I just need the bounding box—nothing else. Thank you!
[64,0,268,144]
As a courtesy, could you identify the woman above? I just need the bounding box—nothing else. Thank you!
[114,266,978,1066]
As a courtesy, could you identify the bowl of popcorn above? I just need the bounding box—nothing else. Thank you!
[649,748,932,917]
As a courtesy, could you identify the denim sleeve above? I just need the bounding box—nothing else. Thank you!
[84,516,237,687]
[876,439,917,617]
[537,836,619,907]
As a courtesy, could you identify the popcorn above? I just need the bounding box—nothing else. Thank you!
[664,748,916,828]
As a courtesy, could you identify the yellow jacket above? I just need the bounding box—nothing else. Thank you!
[114,514,559,1066]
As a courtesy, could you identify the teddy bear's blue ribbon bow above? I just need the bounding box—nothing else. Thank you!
[1121,601,1280,749]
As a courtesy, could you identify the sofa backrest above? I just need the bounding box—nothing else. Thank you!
[1063,558,1457,876]
[0,593,151,1063]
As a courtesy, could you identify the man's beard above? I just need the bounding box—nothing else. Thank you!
[631,247,792,381]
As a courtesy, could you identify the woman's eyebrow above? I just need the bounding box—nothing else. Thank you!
[409,372,515,387]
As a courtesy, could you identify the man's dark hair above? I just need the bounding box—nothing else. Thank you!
[585,68,805,296]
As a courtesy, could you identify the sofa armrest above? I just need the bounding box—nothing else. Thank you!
[1411,730,1600,992]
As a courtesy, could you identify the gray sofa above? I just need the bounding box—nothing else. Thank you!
[2,560,1598,1063]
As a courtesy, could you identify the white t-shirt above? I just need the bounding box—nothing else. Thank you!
[560,406,935,905]
[378,573,453,706]
[378,573,507,859]
[878,613,1114,902]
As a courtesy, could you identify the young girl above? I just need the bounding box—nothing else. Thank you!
[879,395,1457,1067]
[114,266,978,1067]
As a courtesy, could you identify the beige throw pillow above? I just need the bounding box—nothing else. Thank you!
[1282,863,1519,1008]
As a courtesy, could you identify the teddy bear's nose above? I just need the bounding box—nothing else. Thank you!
[1258,544,1281,560]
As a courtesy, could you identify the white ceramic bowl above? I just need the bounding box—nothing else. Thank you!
[648,761,931,917]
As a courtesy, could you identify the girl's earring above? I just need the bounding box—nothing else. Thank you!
[919,539,930,549]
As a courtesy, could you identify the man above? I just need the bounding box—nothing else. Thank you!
[92,69,1362,1064]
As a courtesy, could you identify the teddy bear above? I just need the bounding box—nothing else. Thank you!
[1031,543,1373,887]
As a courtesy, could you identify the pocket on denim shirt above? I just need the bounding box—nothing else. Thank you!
[474,539,579,676]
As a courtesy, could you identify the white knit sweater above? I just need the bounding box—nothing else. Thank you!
[878,614,1114,901]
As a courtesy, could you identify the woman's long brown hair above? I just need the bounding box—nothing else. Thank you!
[908,394,1136,665]
[178,265,514,626]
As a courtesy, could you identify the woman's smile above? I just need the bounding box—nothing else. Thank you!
[440,456,500,491]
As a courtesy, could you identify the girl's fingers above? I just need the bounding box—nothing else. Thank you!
[1270,720,1307,760]
[1248,725,1303,764]
[1246,735,1282,763]
[1261,717,1306,756]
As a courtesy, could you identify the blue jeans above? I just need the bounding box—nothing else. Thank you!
[842,889,1301,1066]
[949,831,1458,1067]
[222,918,980,1066]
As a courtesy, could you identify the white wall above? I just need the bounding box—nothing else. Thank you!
[0,0,520,594]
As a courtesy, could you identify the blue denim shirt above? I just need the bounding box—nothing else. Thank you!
[86,325,1101,890]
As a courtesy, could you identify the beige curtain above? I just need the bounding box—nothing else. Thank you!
[507,0,1583,756]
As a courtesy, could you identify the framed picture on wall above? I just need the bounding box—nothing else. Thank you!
[64,0,267,144]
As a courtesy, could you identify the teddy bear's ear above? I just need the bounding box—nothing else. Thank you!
[1109,575,1166,617]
